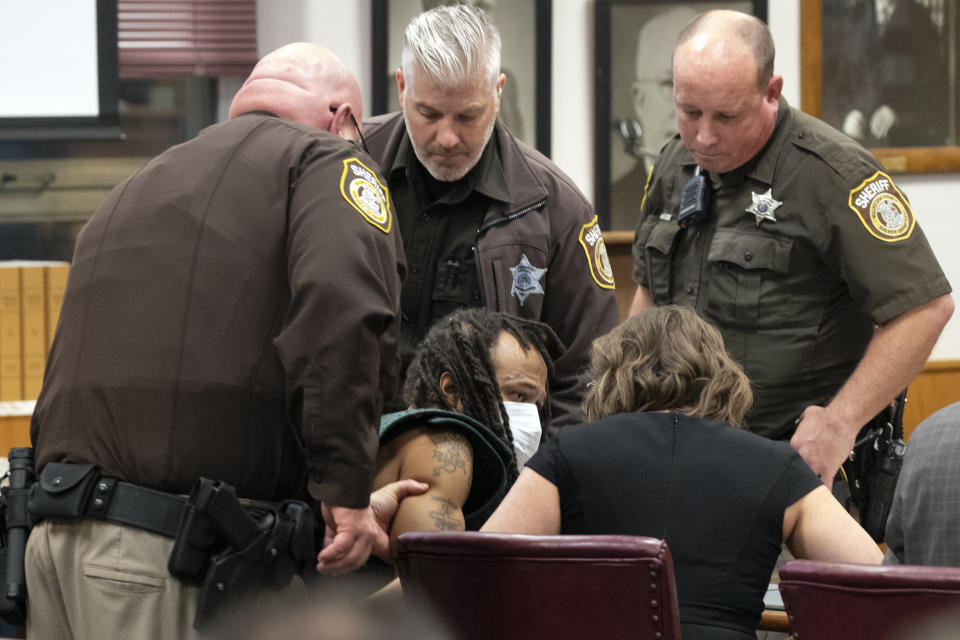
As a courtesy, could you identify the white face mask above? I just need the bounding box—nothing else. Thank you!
[503,401,543,468]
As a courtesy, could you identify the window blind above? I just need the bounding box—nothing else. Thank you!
[118,0,257,77]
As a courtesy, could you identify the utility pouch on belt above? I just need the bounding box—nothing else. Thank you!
[29,463,100,519]
[169,478,316,631]
[0,448,36,626]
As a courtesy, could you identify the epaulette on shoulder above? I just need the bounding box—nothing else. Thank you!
[788,113,878,183]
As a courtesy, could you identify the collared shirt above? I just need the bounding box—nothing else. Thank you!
[386,134,510,388]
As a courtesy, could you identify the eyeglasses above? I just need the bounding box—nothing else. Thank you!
[329,105,369,155]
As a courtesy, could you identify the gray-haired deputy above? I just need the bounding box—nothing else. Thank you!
[364,4,619,430]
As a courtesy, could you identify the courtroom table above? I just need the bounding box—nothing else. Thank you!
[759,608,791,633]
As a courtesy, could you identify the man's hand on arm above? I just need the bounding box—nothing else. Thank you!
[316,479,429,575]
[791,294,954,480]
[385,429,473,547]
[369,478,430,562]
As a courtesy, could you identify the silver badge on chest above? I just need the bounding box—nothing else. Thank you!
[746,188,782,226]
[509,254,547,305]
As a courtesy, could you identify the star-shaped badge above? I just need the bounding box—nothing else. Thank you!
[746,188,782,226]
[509,254,547,305]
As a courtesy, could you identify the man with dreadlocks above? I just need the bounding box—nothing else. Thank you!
[372,308,558,550]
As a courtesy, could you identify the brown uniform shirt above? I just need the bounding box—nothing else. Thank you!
[633,100,950,439]
[32,114,404,508]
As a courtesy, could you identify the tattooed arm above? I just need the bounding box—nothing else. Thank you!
[385,427,475,549]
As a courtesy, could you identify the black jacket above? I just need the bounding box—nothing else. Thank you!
[364,113,619,428]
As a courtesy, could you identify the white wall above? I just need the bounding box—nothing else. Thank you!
[257,1,372,115]
[259,0,960,358]
[550,1,594,196]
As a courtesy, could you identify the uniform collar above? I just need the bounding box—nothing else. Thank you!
[237,110,280,118]
[390,128,511,205]
[368,114,549,216]
[734,96,793,186]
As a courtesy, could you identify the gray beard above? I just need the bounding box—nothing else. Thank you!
[402,111,497,182]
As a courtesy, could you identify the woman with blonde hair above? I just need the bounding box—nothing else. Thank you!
[483,305,881,640]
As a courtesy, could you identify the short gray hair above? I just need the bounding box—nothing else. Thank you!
[401,4,501,92]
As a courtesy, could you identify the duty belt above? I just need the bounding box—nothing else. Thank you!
[29,463,186,537]
[28,464,317,632]
[28,463,275,538]
[83,480,186,537]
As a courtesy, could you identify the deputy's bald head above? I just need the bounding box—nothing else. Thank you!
[674,10,774,90]
[228,43,363,131]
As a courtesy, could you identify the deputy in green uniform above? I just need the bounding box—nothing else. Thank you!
[630,10,953,483]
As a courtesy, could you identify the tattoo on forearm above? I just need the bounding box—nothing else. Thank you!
[428,496,463,531]
[429,431,471,479]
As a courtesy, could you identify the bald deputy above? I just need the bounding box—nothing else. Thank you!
[629,10,953,483]
[27,43,409,639]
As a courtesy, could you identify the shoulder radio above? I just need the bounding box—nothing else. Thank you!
[677,166,712,228]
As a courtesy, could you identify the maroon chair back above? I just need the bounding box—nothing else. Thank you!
[395,532,681,640]
[779,559,960,640]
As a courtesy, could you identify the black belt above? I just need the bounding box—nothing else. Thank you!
[29,462,189,539]
[92,484,277,537]
[85,480,188,538]
[30,463,276,540]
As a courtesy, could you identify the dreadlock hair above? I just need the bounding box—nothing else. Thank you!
[402,307,560,481]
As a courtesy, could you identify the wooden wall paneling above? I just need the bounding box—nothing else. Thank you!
[604,231,635,321]
[903,362,960,440]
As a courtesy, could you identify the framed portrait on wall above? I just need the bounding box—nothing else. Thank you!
[801,0,960,173]
[371,0,552,155]
[594,0,766,231]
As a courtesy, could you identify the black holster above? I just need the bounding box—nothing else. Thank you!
[168,478,315,631]
[0,447,36,626]
[860,437,904,540]
[840,391,906,542]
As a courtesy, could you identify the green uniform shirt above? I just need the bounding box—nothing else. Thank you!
[632,99,950,440]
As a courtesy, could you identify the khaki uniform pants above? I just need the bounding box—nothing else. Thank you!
[25,519,199,640]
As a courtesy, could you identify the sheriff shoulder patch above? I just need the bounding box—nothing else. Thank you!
[847,170,914,242]
[578,215,615,290]
[340,158,392,233]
